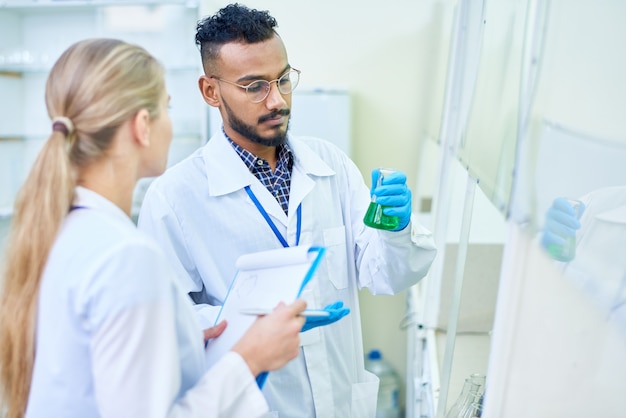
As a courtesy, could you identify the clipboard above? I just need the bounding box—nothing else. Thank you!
[204,245,326,384]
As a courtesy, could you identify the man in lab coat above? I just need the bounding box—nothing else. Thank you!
[138,3,437,417]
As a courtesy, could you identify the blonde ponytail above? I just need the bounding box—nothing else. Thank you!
[0,130,73,418]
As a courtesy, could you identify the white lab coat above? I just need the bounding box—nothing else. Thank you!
[138,131,437,417]
[27,187,269,418]
[559,186,626,327]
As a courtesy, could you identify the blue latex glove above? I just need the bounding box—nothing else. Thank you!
[301,301,350,332]
[370,169,412,231]
[541,197,585,250]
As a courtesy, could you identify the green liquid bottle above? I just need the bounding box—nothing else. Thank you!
[364,167,401,230]
[363,201,399,230]
[547,237,576,262]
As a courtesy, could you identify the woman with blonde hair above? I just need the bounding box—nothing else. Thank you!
[0,38,305,418]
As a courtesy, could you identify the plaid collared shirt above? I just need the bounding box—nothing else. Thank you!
[225,132,294,215]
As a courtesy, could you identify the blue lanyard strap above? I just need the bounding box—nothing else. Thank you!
[244,186,301,247]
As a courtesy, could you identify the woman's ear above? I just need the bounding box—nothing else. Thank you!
[132,109,151,147]
[198,75,220,107]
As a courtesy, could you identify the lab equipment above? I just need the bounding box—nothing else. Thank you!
[365,349,401,418]
[459,393,483,418]
[364,168,411,230]
[300,300,350,332]
[364,168,399,230]
[445,373,486,418]
[541,197,584,262]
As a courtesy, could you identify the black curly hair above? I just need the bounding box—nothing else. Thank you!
[195,3,278,74]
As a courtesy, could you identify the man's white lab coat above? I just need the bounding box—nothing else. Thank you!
[138,131,437,417]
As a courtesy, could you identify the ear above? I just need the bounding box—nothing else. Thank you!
[132,109,151,148]
[198,75,220,108]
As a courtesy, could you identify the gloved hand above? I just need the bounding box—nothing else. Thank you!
[301,301,350,332]
[541,197,585,250]
[370,169,412,231]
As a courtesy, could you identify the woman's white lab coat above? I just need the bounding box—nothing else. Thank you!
[26,187,269,418]
[138,131,437,417]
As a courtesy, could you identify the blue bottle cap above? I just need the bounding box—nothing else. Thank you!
[367,349,382,360]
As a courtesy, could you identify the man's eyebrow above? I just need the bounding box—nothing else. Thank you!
[236,66,291,83]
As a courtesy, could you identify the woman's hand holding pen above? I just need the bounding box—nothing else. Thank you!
[232,299,307,376]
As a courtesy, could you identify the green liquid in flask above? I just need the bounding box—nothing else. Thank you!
[547,237,576,262]
[363,201,399,231]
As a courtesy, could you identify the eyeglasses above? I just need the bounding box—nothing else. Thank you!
[211,68,301,103]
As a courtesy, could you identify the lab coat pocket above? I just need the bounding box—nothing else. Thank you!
[323,226,349,289]
[351,370,379,418]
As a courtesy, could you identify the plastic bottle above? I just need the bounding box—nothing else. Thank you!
[364,349,401,418]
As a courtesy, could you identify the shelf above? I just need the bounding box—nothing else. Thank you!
[0,0,205,225]
[0,70,22,77]
[0,136,25,141]
[0,67,47,75]
[0,65,200,75]
[0,0,198,10]
[0,206,13,219]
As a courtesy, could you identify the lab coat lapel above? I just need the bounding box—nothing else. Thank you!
[202,130,287,225]
[288,167,315,216]
[287,137,336,219]
[202,131,252,196]
[249,180,288,226]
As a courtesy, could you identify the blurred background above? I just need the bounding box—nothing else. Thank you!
[1,1,625,417]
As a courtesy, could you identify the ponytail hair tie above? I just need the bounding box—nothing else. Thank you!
[52,116,74,138]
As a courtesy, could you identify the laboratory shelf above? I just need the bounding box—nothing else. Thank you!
[0,0,198,11]
[0,0,205,250]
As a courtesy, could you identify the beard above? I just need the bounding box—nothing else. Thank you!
[222,97,290,147]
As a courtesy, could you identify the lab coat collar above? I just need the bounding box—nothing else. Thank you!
[73,186,134,225]
[202,131,252,197]
[201,130,335,197]
[287,136,336,178]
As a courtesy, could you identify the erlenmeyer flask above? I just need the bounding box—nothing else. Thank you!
[444,374,486,418]
[459,391,483,418]
[363,168,400,230]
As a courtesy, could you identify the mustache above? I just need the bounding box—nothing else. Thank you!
[258,108,290,123]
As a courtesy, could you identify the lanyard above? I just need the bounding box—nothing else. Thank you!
[244,186,301,247]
